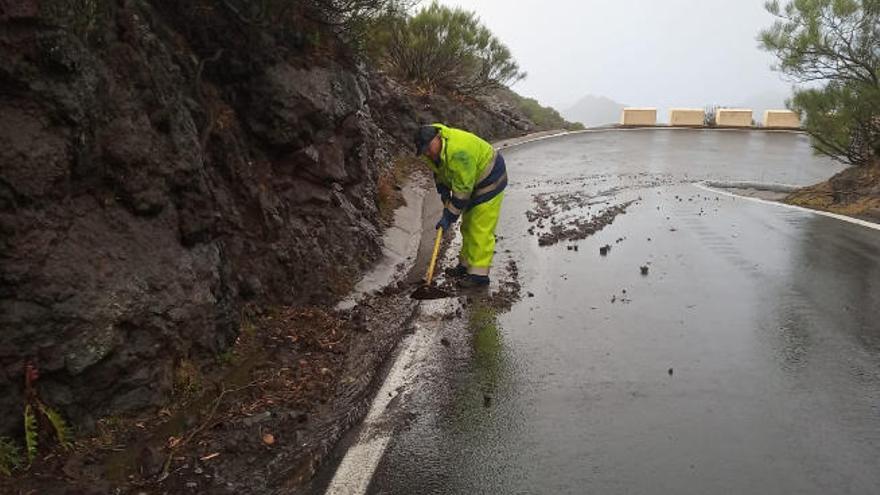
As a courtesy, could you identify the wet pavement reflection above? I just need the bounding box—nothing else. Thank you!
[366,130,880,494]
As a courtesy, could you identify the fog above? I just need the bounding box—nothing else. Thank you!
[440,0,793,115]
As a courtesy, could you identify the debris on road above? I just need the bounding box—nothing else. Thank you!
[615,290,632,304]
[526,190,637,247]
[412,285,453,300]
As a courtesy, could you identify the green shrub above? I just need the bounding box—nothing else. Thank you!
[40,0,112,42]
[0,437,22,477]
[23,405,37,464]
[704,105,719,126]
[41,404,73,450]
[384,2,526,95]
[313,0,417,45]
[507,92,583,131]
[216,0,415,48]
[761,0,880,166]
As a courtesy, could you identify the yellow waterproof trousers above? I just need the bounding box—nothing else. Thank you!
[459,192,504,276]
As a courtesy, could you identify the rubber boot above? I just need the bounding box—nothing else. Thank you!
[458,274,490,288]
[444,263,468,278]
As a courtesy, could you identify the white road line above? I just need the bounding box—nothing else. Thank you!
[324,435,392,495]
[325,235,463,494]
[324,299,456,495]
[496,131,569,150]
[324,329,425,495]
[694,182,880,232]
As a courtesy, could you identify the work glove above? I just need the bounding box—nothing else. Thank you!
[436,183,451,204]
[434,176,451,204]
[435,208,459,231]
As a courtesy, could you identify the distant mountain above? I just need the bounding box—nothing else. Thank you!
[496,88,585,131]
[561,95,626,127]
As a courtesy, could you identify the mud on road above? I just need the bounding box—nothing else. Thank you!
[524,172,683,247]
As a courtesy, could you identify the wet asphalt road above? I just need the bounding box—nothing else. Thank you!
[343,130,880,494]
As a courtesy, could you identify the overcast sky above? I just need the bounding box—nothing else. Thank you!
[439,0,793,111]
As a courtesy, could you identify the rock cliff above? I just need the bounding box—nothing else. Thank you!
[0,0,541,439]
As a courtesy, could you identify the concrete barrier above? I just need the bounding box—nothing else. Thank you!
[669,108,705,126]
[621,108,657,126]
[716,108,753,127]
[764,110,800,129]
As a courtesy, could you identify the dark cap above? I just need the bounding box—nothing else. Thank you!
[414,125,439,155]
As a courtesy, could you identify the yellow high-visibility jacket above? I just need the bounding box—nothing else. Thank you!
[421,123,507,216]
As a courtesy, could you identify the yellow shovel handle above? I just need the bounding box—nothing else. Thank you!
[425,227,443,285]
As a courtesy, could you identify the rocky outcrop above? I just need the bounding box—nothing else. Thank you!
[0,1,388,437]
[0,1,538,439]
[368,71,532,146]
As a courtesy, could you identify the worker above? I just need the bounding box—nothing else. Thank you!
[414,123,507,288]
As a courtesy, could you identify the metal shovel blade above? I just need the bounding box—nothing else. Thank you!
[410,227,453,300]
[411,284,453,300]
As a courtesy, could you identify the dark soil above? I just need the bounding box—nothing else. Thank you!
[483,259,523,312]
[1,293,416,494]
[411,285,454,301]
[785,164,880,219]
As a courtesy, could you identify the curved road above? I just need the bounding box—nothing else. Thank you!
[321,130,880,495]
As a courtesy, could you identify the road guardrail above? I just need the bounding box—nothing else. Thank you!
[619,107,800,129]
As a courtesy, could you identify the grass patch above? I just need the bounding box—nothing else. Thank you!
[172,359,203,401]
[94,415,129,450]
[0,437,22,477]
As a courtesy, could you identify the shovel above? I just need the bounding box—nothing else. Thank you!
[411,227,453,300]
